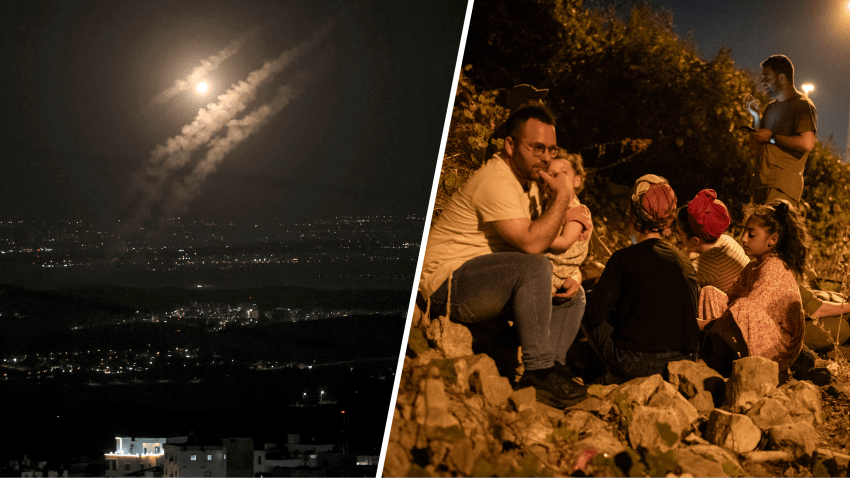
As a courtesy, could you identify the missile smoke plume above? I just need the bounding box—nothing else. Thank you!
[151,35,249,106]
[119,24,332,235]
[163,74,309,217]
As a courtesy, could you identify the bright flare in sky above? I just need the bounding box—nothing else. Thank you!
[196,82,209,93]
[802,83,814,95]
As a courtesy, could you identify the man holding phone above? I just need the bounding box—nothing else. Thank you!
[743,55,817,207]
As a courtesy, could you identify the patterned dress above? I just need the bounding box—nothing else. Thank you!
[698,256,804,371]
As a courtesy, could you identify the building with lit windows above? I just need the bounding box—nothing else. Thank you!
[104,437,166,477]
[162,438,226,478]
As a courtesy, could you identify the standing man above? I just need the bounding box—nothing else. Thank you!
[744,54,817,207]
[420,104,587,408]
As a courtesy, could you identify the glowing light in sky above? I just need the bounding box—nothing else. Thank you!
[802,83,814,95]
[196,82,209,93]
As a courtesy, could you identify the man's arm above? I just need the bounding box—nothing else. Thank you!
[492,170,572,254]
[750,129,815,154]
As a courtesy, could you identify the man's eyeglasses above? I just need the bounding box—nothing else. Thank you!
[514,138,559,157]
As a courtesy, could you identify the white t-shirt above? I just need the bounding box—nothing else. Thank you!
[419,154,542,299]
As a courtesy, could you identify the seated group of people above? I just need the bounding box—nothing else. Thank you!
[419,101,847,409]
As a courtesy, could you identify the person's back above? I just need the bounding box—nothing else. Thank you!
[601,238,699,353]
[581,174,699,384]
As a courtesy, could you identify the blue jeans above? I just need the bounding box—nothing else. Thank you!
[582,320,697,384]
[428,253,585,371]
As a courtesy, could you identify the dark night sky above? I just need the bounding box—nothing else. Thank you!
[659,0,850,160]
[0,0,469,228]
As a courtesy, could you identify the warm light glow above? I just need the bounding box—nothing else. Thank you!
[847,0,850,13]
[196,82,209,93]
[801,83,814,95]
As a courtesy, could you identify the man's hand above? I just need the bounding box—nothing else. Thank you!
[539,169,573,203]
[744,94,760,122]
[751,128,773,144]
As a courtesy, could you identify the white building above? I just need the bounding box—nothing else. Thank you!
[104,437,166,477]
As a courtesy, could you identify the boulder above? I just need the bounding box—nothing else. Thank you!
[628,405,683,451]
[647,381,699,431]
[508,387,537,413]
[453,355,514,408]
[704,409,761,454]
[610,374,666,405]
[689,390,716,416]
[413,377,460,428]
[677,444,744,477]
[745,397,792,430]
[768,422,817,458]
[425,315,473,358]
[724,356,778,413]
[667,359,726,400]
[742,450,794,463]
[558,409,609,434]
[382,442,411,478]
[573,429,626,457]
[778,380,824,424]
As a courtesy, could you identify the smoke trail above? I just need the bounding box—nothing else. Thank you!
[120,24,332,234]
[162,74,309,217]
[151,35,249,106]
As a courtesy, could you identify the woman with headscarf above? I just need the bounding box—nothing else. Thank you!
[676,189,750,294]
[581,175,700,384]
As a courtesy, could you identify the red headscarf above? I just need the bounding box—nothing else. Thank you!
[687,189,730,240]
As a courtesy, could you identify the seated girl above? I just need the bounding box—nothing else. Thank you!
[698,200,808,377]
[676,189,750,294]
[542,153,592,297]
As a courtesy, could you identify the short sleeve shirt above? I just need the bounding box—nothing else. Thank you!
[419,155,542,299]
[693,234,751,294]
[751,94,817,201]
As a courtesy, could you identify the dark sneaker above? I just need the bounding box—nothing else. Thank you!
[517,367,587,409]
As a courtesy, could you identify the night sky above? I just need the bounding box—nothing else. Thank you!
[0,0,469,229]
[659,0,850,160]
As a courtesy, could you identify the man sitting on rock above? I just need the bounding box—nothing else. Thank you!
[581,175,700,384]
[419,104,587,408]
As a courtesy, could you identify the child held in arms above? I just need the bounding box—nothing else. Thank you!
[676,189,750,294]
[541,153,592,297]
[699,200,808,378]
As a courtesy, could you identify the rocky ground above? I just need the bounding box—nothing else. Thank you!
[384,324,850,477]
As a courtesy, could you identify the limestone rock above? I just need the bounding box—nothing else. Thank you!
[451,354,513,408]
[558,409,609,434]
[667,359,726,400]
[724,356,778,413]
[611,374,665,405]
[768,422,817,458]
[746,397,792,430]
[573,429,626,457]
[445,437,474,476]
[686,444,743,475]
[705,409,761,454]
[569,395,614,417]
[628,405,683,451]
[382,442,411,478]
[677,446,739,477]
[508,387,536,413]
[507,408,555,446]
[647,381,699,431]
[689,390,716,416]
[413,378,460,428]
[779,379,824,425]
[425,315,473,358]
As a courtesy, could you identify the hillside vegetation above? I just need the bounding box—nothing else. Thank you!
[441,0,850,289]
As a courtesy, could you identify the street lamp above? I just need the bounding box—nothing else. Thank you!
[801,83,814,96]
[320,390,324,404]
